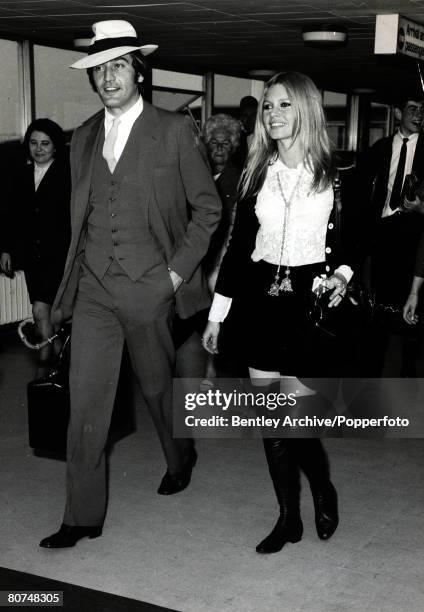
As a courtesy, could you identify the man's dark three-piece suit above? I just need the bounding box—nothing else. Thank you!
[52,102,221,526]
[364,132,424,306]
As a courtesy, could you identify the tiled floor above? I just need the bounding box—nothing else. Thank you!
[1,327,423,612]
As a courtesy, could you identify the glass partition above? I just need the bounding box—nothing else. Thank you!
[34,45,102,132]
[214,74,263,115]
[0,39,22,144]
[323,91,348,150]
[369,102,390,146]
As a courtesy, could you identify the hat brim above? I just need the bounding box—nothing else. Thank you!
[70,44,158,69]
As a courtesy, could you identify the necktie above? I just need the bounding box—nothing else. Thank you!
[103,118,120,173]
[389,137,409,210]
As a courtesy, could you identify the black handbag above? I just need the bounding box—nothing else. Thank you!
[25,325,135,456]
[307,172,373,339]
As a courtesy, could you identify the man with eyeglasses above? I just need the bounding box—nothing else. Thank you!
[361,94,424,376]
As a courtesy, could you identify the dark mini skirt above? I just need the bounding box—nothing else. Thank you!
[221,259,330,376]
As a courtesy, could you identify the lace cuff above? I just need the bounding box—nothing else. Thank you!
[334,264,353,284]
[208,293,233,323]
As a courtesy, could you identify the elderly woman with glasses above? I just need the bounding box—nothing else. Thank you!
[202,114,242,291]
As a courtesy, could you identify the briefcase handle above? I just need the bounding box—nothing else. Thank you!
[17,318,68,351]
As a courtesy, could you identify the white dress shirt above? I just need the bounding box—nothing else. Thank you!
[103,96,143,163]
[34,159,53,191]
[381,130,419,218]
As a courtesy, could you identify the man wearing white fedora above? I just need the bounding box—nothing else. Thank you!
[40,20,221,548]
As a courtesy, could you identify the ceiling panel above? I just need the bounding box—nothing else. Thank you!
[0,0,423,101]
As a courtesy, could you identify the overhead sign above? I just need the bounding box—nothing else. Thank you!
[375,14,424,60]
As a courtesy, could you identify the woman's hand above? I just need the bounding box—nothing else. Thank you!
[0,252,12,275]
[202,321,221,354]
[403,293,419,325]
[322,272,347,308]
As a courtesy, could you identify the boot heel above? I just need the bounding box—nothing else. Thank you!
[313,481,338,540]
[89,527,102,539]
[288,532,303,543]
[190,448,197,468]
[288,522,303,543]
[256,518,303,554]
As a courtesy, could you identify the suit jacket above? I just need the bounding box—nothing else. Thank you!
[362,131,424,221]
[53,102,221,320]
[359,132,424,302]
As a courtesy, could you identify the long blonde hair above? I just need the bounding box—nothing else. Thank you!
[240,71,334,199]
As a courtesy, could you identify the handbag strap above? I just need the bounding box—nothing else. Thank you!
[332,170,342,253]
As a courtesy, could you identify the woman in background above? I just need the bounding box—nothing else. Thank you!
[202,113,242,292]
[203,72,354,554]
[0,118,71,375]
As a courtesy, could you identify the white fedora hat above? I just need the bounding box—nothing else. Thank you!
[70,20,157,69]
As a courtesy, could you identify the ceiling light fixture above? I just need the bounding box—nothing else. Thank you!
[302,24,348,49]
[248,69,277,79]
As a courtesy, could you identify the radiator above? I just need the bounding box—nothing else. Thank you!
[0,271,32,325]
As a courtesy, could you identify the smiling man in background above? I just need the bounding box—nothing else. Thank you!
[361,94,424,376]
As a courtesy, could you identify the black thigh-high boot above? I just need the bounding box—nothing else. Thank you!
[293,438,338,540]
[256,438,303,554]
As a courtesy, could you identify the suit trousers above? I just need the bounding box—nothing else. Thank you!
[370,213,422,375]
[64,259,184,526]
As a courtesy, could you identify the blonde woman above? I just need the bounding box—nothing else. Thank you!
[203,72,354,553]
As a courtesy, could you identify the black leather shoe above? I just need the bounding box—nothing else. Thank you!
[157,447,197,495]
[256,516,303,554]
[313,481,339,540]
[39,523,102,548]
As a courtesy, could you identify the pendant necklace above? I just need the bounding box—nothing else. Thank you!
[268,166,304,296]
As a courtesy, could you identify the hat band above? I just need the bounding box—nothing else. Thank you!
[88,36,141,55]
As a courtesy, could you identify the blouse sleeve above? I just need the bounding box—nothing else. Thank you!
[208,293,233,322]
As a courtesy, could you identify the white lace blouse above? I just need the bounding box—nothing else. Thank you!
[252,158,333,266]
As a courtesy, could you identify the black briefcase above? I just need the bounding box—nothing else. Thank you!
[27,332,135,456]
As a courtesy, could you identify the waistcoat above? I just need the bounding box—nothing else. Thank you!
[84,117,163,280]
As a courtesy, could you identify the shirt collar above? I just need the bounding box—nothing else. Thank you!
[271,156,310,174]
[397,129,419,143]
[34,159,54,173]
[104,96,143,126]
